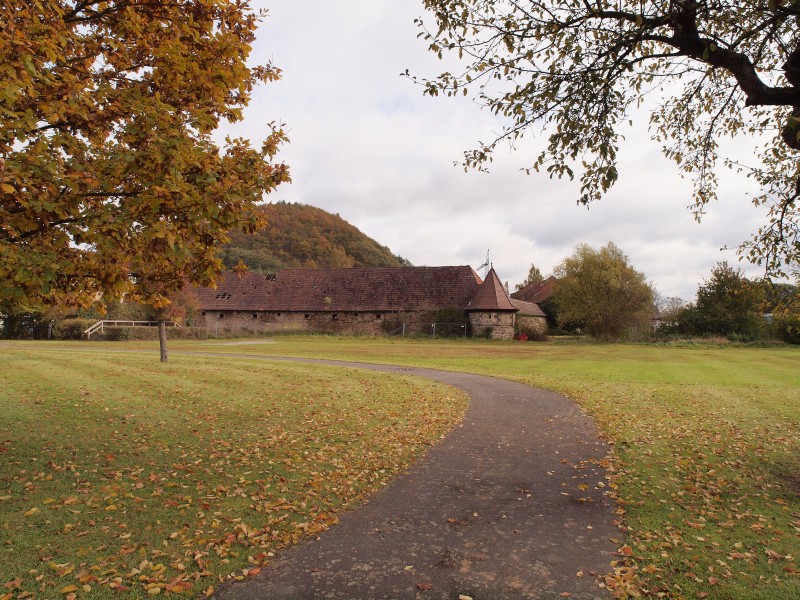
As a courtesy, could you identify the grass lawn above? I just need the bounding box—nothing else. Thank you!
[125,335,799,599]
[0,347,467,599]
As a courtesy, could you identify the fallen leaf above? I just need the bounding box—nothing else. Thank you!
[416,582,433,590]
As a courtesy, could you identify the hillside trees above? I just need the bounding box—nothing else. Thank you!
[0,1,289,317]
[553,242,655,340]
[221,203,411,272]
[415,0,800,277]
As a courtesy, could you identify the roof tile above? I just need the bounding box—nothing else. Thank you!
[193,266,492,312]
[466,267,517,311]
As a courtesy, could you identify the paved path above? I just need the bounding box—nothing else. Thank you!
[209,357,620,600]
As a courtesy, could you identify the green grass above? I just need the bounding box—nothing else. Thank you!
[0,348,467,599]
[119,335,800,599]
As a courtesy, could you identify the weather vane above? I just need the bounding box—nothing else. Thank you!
[476,249,490,278]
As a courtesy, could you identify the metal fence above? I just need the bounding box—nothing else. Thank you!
[386,322,469,338]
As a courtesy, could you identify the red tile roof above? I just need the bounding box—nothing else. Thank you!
[511,276,557,304]
[466,267,517,312]
[192,266,496,313]
[190,271,276,311]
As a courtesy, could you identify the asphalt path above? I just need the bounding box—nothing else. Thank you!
[206,357,620,600]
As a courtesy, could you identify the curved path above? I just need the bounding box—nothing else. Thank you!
[208,357,620,600]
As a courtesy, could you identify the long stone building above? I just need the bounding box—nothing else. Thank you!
[192,266,547,340]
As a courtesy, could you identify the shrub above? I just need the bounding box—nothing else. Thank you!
[99,326,208,341]
[430,307,469,338]
[380,314,405,335]
[477,326,494,339]
[515,318,549,341]
[55,318,98,340]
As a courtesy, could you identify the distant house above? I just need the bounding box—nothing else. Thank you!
[511,276,557,305]
[192,266,546,340]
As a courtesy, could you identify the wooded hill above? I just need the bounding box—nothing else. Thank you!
[219,202,411,273]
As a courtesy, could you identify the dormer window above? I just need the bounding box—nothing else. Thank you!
[215,293,232,300]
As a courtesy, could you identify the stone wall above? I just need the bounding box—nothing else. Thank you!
[200,309,518,340]
[467,311,515,340]
[516,314,547,336]
[200,310,389,336]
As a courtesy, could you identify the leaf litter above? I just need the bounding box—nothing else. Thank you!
[0,350,467,598]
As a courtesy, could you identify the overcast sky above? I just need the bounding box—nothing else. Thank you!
[216,0,769,300]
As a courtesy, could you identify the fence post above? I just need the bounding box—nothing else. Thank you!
[432,323,436,338]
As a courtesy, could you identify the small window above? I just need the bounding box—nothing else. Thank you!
[375,314,382,320]
[218,313,225,319]
[252,313,258,319]
[332,314,338,321]
[214,293,232,300]
[304,314,310,319]
[277,312,281,317]
[201,311,206,316]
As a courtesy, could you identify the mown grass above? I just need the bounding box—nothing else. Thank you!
[0,348,467,599]
[126,336,800,599]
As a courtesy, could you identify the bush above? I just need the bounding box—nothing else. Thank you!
[515,319,549,341]
[92,326,208,342]
[769,312,800,344]
[477,326,494,339]
[519,329,549,342]
[55,318,98,340]
[430,307,469,338]
[99,326,208,341]
[380,314,405,335]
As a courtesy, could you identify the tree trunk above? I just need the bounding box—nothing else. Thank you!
[158,320,168,363]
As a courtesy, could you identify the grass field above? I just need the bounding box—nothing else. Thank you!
[1,337,798,598]
[0,347,466,599]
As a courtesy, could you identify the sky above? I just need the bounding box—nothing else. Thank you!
[215,0,770,301]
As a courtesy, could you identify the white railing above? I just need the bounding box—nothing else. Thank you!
[84,320,180,339]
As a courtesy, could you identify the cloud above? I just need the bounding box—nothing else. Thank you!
[216,0,779,301]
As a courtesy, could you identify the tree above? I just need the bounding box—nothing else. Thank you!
[553,242,655,340]
[683,261,765,337]
[414,0,800,277]
[515,263,544,291]
[759,279,800,342]
[654,294,689,324]
[0,1,289,352]
[220,202,411,274]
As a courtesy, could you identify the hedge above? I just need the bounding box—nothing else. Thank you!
[97,326,208,341]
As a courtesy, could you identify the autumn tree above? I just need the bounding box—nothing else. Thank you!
[515,263,544,290]
[414,0,800,277]
[221,202,411,273]
[678,261,765,337]
[0,1,289,351]
[553,242,655,340]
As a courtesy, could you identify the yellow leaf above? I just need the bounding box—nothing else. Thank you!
[24,507,40,517]
[0,183,15,194]
[60,585,78,593]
